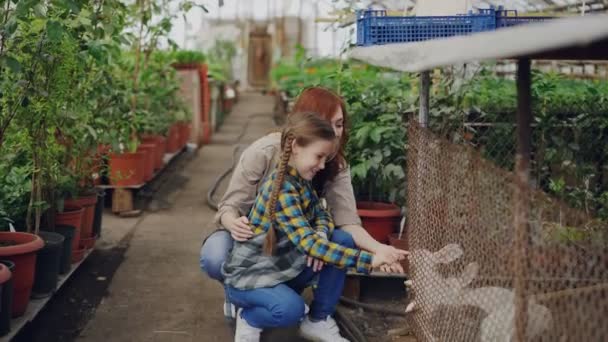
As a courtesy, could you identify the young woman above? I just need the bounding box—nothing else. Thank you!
[223,112,403,342]
[200,87,406,321]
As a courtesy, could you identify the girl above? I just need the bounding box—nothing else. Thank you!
[201,87,406,324]
[222,112,402,342]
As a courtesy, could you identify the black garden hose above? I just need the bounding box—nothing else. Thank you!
[335,306,368,342]
[206,112,272,211]
[339,296,408,317]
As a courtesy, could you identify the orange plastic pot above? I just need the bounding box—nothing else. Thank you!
[357,202,401,244]
[56,205,84,262]
[137,143,156,181]
[142,135,166,170]
[178,122,191,147]
[64,195,97,249]
[0,232,44,317]
[108,152,145,186]
[201,121,212,145]
[166,124,181,153]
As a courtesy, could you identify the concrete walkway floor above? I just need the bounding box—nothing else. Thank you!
[77,93,280,342]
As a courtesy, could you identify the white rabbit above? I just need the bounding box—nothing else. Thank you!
[459,287,553,342]
[405,244,479,341]
[405,243,552,342]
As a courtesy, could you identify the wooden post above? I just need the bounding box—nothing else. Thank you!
[419,71,430,127]
[514,58,532,342]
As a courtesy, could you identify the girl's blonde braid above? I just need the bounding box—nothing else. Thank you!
[263,133,294,255]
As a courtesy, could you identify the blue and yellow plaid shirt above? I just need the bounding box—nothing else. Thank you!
[223,166,373,290]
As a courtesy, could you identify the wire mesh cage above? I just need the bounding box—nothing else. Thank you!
[405,118,608,341]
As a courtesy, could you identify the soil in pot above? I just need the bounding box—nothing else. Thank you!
[357,202,402,244]
[53,225,75,275]
[55,205,84,263]
[32,232,64,298]
[0,232,45,317]
[0,261,13,336]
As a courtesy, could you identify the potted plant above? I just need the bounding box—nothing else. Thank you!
[100,61,146,187]
[345,74,411,243]
[0,260,14,336]
[171,49,212,145]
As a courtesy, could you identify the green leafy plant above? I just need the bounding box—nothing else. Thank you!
[345,74,411,205]
[172,50,206,64]
[0,0,205,234]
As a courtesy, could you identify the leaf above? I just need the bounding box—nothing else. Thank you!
[30,19,46,33]
[354,125,371,147]
[5,17,18,36]
[84,124,97,139]
[3,56,21,73]
[33,3,46,17]
[351,162,368,181]
[370,127,382,143]
[167,38,178,50]
[47,21,63,42]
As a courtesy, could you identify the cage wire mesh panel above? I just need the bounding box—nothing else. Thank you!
[406,121,608,342]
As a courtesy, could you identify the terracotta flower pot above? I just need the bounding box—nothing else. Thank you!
[142,135,166,170]
[357,202,401,244]
[178,122,191,147]
[0,261,13,335]
[91,144,111,186]
[108,152,145,186]
[64,194,97,249]
[388,233,409,273]
[166,124,181,153]
[137,143,156,181]
[201,121,212,145]
[0,232,44,317]
[55,205,84,263]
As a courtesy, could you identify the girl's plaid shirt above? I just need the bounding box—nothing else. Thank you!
[223,166,373,290]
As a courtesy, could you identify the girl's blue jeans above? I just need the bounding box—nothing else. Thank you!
[200,229,354,327]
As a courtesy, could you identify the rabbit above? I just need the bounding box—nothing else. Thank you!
[405,243,552,342]
[459,287,553,342]
[405,244,479,341]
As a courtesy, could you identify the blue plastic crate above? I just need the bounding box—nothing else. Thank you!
[494,9,554,28]
[356,7,554,46]
[356,10,495,46]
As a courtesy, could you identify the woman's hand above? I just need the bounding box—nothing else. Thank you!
[372,245,408,268]
[379,262,405,274]
[376,244,408,264]
[225,216,253,241]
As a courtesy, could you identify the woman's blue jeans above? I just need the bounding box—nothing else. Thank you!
[199,229,354,324]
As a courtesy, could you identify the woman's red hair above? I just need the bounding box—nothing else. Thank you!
[291,87,348,192]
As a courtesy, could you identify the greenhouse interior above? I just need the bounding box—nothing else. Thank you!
[0,0,607,341]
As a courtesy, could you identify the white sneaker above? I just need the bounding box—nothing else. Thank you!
[224,299,237,326]
[299,316,349,342]
[234,309,262,342]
